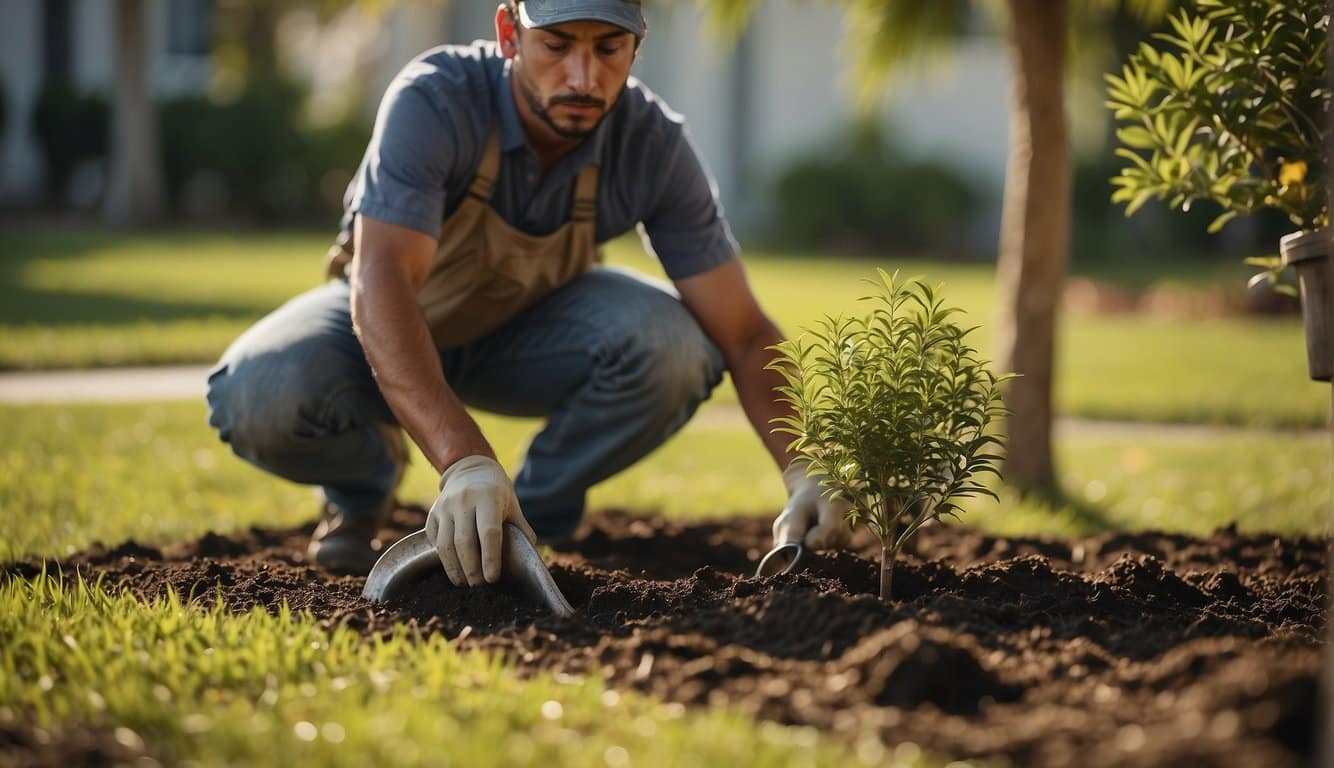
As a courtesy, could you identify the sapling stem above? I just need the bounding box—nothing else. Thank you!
[879,500,899,600]
[879,545,895,601]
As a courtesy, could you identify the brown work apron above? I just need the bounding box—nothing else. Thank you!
[327,127,600,348]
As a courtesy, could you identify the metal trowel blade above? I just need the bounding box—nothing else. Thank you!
[362,523,574,617]
[754,541,805,578]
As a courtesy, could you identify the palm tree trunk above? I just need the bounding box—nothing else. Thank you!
[994,0,1071,492]
[103,0,165,225]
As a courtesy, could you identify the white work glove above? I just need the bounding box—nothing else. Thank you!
[771,460,852,549]
[425,455,537,587]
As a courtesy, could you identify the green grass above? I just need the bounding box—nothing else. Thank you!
[0,228,1327,427]
[0,230,317,370]
[1,576,914,767]
[983,424,1330,537]
[2,397,1324,766]
[3,401,1327,563]
[0,399,975,768]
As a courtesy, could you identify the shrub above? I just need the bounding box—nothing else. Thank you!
[160,79,368,221]
[1107,0,1329,236]
[769,123,980,255]
[31,82,109,204]
[769,271,1009,599]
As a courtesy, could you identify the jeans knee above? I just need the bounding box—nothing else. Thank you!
[210,344,353,462]
[607,306,724,416]
[207,358,297,463]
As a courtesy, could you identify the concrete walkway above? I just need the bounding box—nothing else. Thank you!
[0,365,1322,440]
[0,365,211,403]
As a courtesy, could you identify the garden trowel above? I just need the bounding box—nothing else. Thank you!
[362,523,575,617]
[755,541,806,577]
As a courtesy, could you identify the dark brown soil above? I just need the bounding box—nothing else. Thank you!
[4,507,1328,768]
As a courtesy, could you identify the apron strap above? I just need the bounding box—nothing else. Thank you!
[466,129,503,202]
[571,163,598,223]
[465,125,598,223]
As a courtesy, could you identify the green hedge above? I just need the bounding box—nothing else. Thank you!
[31,82,110,204]
[31,79,368,221]
[767,122,980,255]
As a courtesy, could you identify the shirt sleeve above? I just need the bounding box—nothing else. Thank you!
[346,76,461,240]
[640,125,740,279]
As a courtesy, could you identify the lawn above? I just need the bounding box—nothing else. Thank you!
[1,398,1327,765]
[4,401,1326,563]
[0,228,1327,427]
[0,399,974,767]
[2,575,896,767]
[2,228,1328,766]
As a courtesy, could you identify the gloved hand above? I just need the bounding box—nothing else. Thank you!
[771,459,852,549]
[425,455,537,587]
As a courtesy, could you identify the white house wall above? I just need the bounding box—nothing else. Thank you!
[71,0,211,97]
[448,2,498,48]
[0,0,43,200]
[742,0,848,175]
[634,3,740,217]
[371,3,452,111]
[422,0,1009,242]
[875,41,1012,188]
[1,0,212,203]
[71,0,114,94]
[2,0,1013,237]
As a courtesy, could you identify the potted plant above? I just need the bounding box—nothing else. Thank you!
[1106,0,1331,379]
[768,271,1009,600]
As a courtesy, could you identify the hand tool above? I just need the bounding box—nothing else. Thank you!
[363,522,575,617]
[754,541,806,578]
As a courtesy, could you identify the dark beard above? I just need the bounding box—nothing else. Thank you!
[514,66,607,140]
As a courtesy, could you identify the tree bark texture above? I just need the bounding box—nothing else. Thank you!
[994,0,1071,491]
[103,0,165,224]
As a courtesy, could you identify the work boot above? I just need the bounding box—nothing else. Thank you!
[306,423,408,575]
[306,500,395,575]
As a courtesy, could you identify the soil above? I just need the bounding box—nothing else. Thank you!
[4,507,1327,768]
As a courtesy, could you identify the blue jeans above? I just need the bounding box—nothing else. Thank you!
[205,266,726,541]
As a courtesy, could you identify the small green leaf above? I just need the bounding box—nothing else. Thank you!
[1207,210,1239,233]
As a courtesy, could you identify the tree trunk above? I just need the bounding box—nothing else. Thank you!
[241,4,280,78]
[994,0,1071,492]
[103,0,165,225]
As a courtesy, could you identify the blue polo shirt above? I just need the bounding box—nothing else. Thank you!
[342,40,739,280]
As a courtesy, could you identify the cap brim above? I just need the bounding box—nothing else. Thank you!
[518,3,646,37]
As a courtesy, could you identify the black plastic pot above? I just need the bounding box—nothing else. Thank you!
[1280,228,1333,382]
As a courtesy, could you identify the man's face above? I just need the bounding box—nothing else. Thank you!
[499,12,638,141]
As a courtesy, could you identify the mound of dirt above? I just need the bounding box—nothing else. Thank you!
[4,508,1327,767]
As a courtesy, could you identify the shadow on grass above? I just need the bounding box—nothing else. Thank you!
[1017,483,1118,534]
[0,229,292,327]
[0,285,265,326]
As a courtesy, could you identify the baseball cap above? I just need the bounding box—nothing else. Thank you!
[517,0,647,37]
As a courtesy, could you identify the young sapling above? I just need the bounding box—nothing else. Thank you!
[768,271,1009,600]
